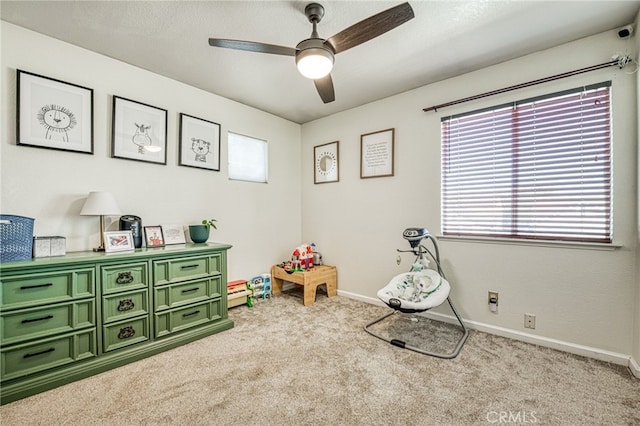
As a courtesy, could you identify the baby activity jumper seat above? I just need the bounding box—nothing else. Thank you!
[364,227,468,358]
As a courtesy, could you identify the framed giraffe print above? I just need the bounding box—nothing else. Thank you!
[178,113,221,171]
[111,95,167,165]
[17,69,94,154]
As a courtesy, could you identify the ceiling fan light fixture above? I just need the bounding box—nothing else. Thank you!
[296,47,334,79]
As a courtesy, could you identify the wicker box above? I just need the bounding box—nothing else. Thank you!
[0,215,35,262]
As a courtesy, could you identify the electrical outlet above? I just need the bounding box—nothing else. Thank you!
[488,291,498,313]
[524,313,536,329]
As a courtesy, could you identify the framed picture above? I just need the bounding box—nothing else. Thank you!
[104,231,135,253]
[143,226,165,248]
[161,224,186,245]
[179,113,221,171]
[17,69,93,154]
[112,96,167,164]
[314,141,339,184]
[360,128,395,178]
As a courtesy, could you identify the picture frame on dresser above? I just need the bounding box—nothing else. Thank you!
[103,230,135,253]
[179,113,221,171]
[112,96,167,164]
[16,69,94,154]
[143,225,165,247]
[161,223,187,245]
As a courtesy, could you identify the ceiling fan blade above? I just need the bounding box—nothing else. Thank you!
[208,38,297,56]
[324,2,414,54]
[314,74,335,104]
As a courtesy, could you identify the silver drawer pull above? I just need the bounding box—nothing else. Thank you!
[117,326,136,339]
[21,315,54,324]
[180,264,199,270]
[116,272,134,284]
[117,299,135,311]
[20,282,53,290]
[181,288,199,294]
[23,348,55,358]
[182,310,200,318]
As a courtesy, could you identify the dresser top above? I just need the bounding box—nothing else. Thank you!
[0,242,232,272]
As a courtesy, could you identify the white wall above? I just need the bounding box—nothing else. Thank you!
[302,29,638,360]
[0,22,302,281]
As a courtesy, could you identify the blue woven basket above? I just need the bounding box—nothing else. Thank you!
[0,214,35,262]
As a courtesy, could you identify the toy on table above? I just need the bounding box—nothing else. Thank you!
[279,243,320,274]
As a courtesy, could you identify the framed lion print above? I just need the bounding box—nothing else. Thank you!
[17,69,94,154]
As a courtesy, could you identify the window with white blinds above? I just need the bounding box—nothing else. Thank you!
[441,82,612,243]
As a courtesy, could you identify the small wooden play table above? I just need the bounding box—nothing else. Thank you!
[271,265,337,306]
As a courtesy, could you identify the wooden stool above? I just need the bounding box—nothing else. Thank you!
[271,265,337,306]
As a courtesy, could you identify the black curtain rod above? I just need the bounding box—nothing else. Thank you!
[422,59,619,113]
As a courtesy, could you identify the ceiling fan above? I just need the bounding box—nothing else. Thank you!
[208,2,414,104]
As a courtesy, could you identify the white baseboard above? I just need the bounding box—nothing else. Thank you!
[630,356,640,378]
[339,289,633,370]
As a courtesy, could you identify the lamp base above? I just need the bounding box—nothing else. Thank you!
[93,246,105,252]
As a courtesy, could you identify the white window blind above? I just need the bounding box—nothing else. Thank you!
[228,132,268,183]
[441,82,612,243]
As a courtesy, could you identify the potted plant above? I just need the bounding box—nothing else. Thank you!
[188,218,217,243]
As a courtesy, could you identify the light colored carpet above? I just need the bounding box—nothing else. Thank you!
[1,292,638,425]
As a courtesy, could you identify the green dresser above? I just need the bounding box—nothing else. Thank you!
[0,243,233,404]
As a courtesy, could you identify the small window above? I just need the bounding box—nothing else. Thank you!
[441,82,612,243]
[228,132,268,183]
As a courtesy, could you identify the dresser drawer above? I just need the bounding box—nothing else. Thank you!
[101,262,148,294]
[154,276,222,311]
[0,268,95,310]
[1,300,95,346]
[103,289,148,323]
[102,316,149,352]
[1,329,96,382]
[153,254,221,285]
[154,299,222,338]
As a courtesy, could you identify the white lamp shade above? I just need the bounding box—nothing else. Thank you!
[80,191,122,216]
[296,48,334,79]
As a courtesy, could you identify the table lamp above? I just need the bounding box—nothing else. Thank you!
[80,191,122,251]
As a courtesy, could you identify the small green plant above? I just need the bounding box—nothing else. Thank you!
[202,218,218,230]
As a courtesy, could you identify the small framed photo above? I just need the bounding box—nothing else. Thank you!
[314,141,339,184]
[179,113,221,171]
[143,226,165,248]
[112,96,167,164]
[161,224,186,245]
[360,128,395,179]
[17,69,93,154]
[104,231,135,253]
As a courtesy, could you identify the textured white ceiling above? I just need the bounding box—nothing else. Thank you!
[2,1,639,123]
